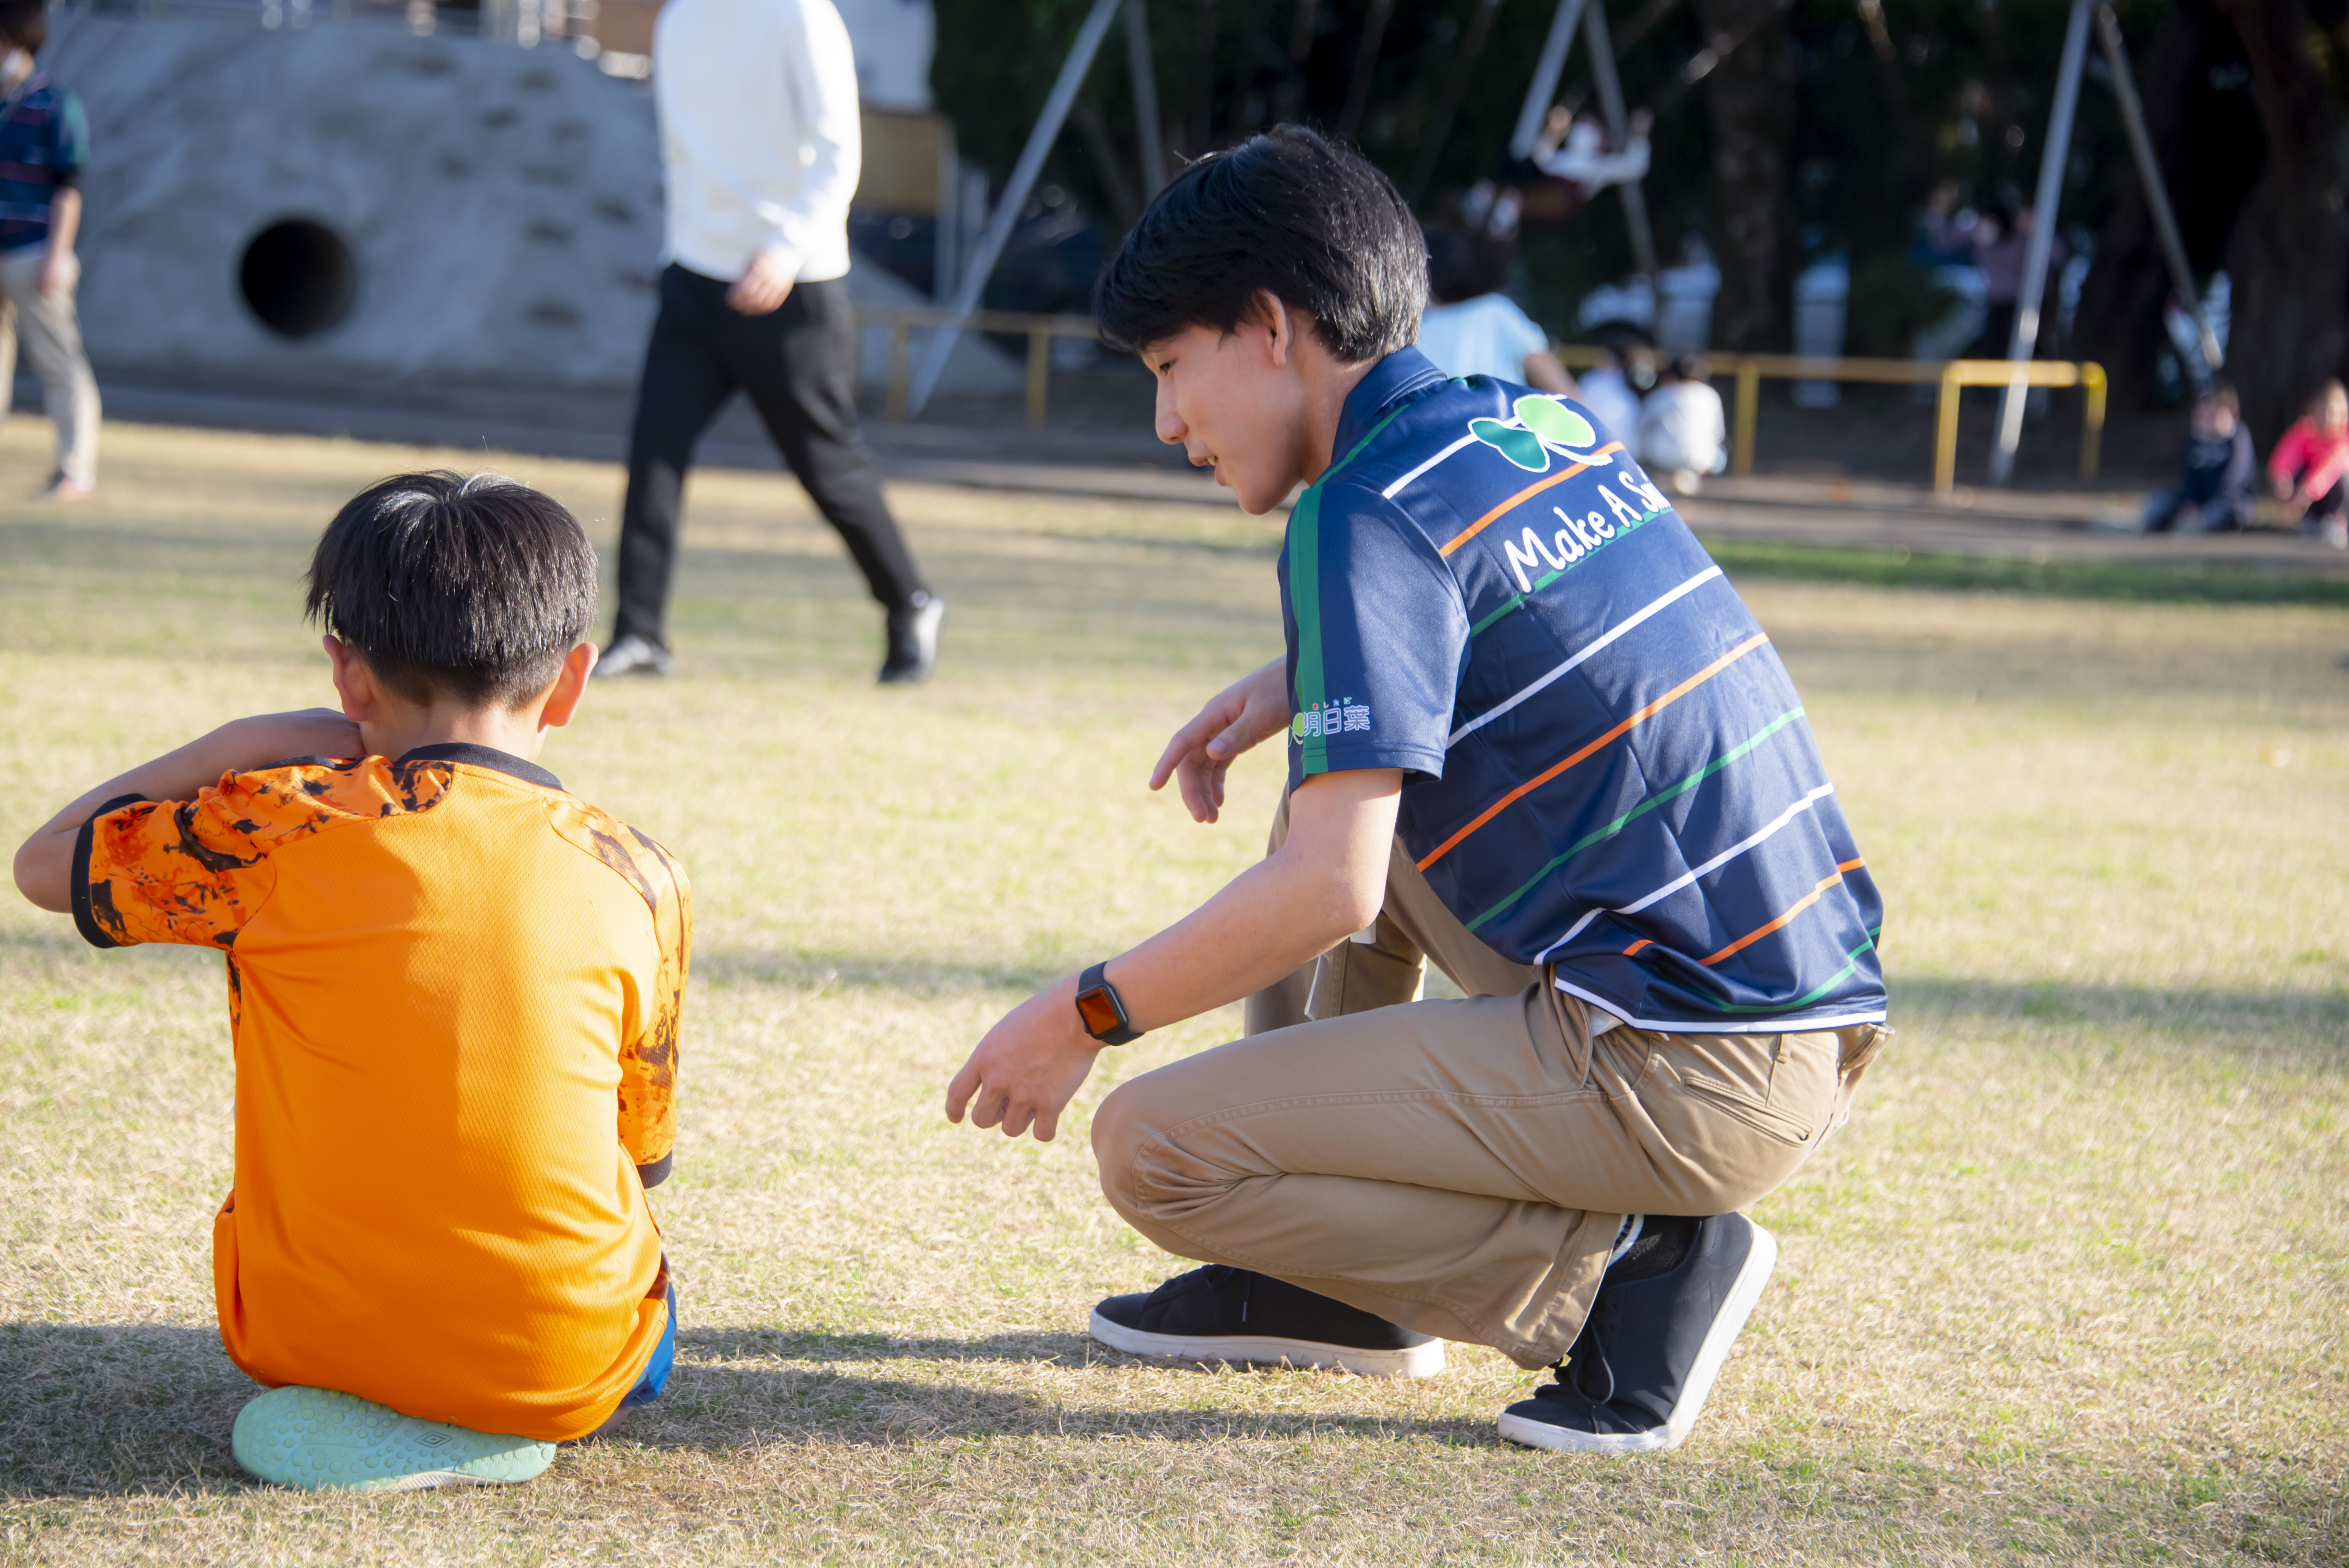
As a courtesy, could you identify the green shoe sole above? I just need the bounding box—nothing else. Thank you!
[232,1386,556,1491]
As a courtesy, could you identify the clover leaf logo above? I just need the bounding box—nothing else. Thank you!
[1468,397,1607,473]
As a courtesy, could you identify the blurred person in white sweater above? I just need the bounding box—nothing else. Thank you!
[601,0,943,683]
[1636,353,1727,495]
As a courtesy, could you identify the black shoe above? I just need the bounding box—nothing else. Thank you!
[595,633,672,679]
[878,595,944,684]
[1088,1265,1445,1377]
[1498,1213,1777,1454]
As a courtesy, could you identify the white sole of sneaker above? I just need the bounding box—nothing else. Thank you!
[1497,1221,1779,1456]
[1087,1309,1446,1379]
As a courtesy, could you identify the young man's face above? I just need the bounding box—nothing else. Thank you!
[1144,315,1311,516]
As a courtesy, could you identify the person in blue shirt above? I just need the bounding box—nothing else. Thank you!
[0,0,99,500]
[945,128,1891,1456]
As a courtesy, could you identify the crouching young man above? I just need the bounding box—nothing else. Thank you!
[945,128,1890,1454]
[13,473,690,1489]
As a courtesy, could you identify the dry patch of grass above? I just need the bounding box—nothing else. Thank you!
[0,415,2344,1564]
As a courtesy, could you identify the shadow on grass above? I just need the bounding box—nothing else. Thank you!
[1890,976,2348,1047]
[0,1322,1494,1498]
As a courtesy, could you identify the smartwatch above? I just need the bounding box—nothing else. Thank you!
[1073,960,1142,1046]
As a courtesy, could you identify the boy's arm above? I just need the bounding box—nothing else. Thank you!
[617,839,692,1189]
[13,710,361,912]
[944,767,1401,1144]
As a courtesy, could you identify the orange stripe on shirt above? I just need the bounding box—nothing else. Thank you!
[1416,631,1772,872]
[1622,938,1654,957]
[1702,869,1844,967]
[1437,442,1627,558]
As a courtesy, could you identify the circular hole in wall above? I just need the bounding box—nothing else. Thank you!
[239,220,357,338]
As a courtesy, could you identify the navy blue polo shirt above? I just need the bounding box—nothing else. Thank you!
[1279,348,1887,1033]
[0,72,86,253]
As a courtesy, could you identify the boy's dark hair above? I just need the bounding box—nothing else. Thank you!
[1665,352,1710,384]
[304,471,598,710]
[0,0,49,54]
[1095,125,1426,362]
[1425,228,1510,307]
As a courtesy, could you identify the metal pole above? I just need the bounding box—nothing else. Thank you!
[2094,3,2219,375]
[1510,0,1590,161]
[1583,0,1659,282]
[1988,0,2090,485]
[1125,0,1168,195]
[908,0,1123,416]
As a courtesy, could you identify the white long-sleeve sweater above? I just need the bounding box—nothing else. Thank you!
[654,0,860,283]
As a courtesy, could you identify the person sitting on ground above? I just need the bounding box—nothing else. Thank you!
[1414,228,1576,395]
[2139,381,2254,534]
[2267,378,2349,551]
[1637,352,1727,495]
[11,473,692,1491]
[0,0,102,501]
[943,127,1891,1457]
[1571,324,1653,449]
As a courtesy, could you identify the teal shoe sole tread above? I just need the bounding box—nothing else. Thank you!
[232,1386,557,1491]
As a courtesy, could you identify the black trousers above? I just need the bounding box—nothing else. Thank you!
[614,265,928,645]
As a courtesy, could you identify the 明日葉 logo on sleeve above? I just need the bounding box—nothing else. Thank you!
[1468,396,1612,472]
[1292,698,1371,741]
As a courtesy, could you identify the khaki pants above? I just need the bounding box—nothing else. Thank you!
[0,246,101,488]
[1093,795,1889,1370]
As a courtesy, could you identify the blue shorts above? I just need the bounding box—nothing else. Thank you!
[617,1277,678,1409]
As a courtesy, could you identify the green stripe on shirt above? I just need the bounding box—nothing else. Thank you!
[1464,705,1810,931]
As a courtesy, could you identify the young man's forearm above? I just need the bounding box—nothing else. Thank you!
[13,710,359,912]
[1102,767,1398,1031]
[47,185,79,258]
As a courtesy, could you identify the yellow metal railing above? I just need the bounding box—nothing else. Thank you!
[851,311,2105,495]
[1553,345,2107,496]
[852,306,1101,430]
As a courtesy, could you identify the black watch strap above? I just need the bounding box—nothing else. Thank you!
[1074,960,1143,1046]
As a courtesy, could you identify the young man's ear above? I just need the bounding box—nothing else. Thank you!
[537,642,598,731]
[1254,289,1297,369]
[323,636,383,726]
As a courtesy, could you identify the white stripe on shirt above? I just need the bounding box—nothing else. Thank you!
[1532,781,1839,965]
[1447,567,1724,747]
[1381,433,1481,499]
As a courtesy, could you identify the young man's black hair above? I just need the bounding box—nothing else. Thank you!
[1094,125,1427,362]
[0,0,49,53]
[304,471,598,710]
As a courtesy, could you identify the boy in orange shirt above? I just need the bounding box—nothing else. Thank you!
[12,471,691,1490]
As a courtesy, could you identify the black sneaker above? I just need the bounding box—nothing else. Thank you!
[1089,1265,1445,1378]
[878,595,944,684]
[595,633,673,679]
[1498,1213,1777,1454]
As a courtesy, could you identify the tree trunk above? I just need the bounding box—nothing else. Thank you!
[2070,3,2206,403]
[1693,0,1798,352]
[2212,0,2349,447]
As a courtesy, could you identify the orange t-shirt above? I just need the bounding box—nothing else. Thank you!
[74,743,690,1441]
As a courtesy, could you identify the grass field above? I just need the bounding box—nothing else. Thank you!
[1,415,2344,1565]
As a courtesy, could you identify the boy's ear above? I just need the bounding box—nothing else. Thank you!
[323,636,380,724]
[537,642,598,731]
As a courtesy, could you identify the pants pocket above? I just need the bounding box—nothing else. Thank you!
[1677,1028,1841,1147]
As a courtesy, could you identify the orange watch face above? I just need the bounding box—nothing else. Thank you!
[1075,986,1125,1037]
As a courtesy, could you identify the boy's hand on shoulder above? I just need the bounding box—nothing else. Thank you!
[1149,658,1291,824]
[221,709,367,770]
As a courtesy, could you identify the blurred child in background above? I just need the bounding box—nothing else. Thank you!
[2267,378,2349,550]
[1636,353,1727,495]
[2139,381,2253,534]
[1415,228,1575,395]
